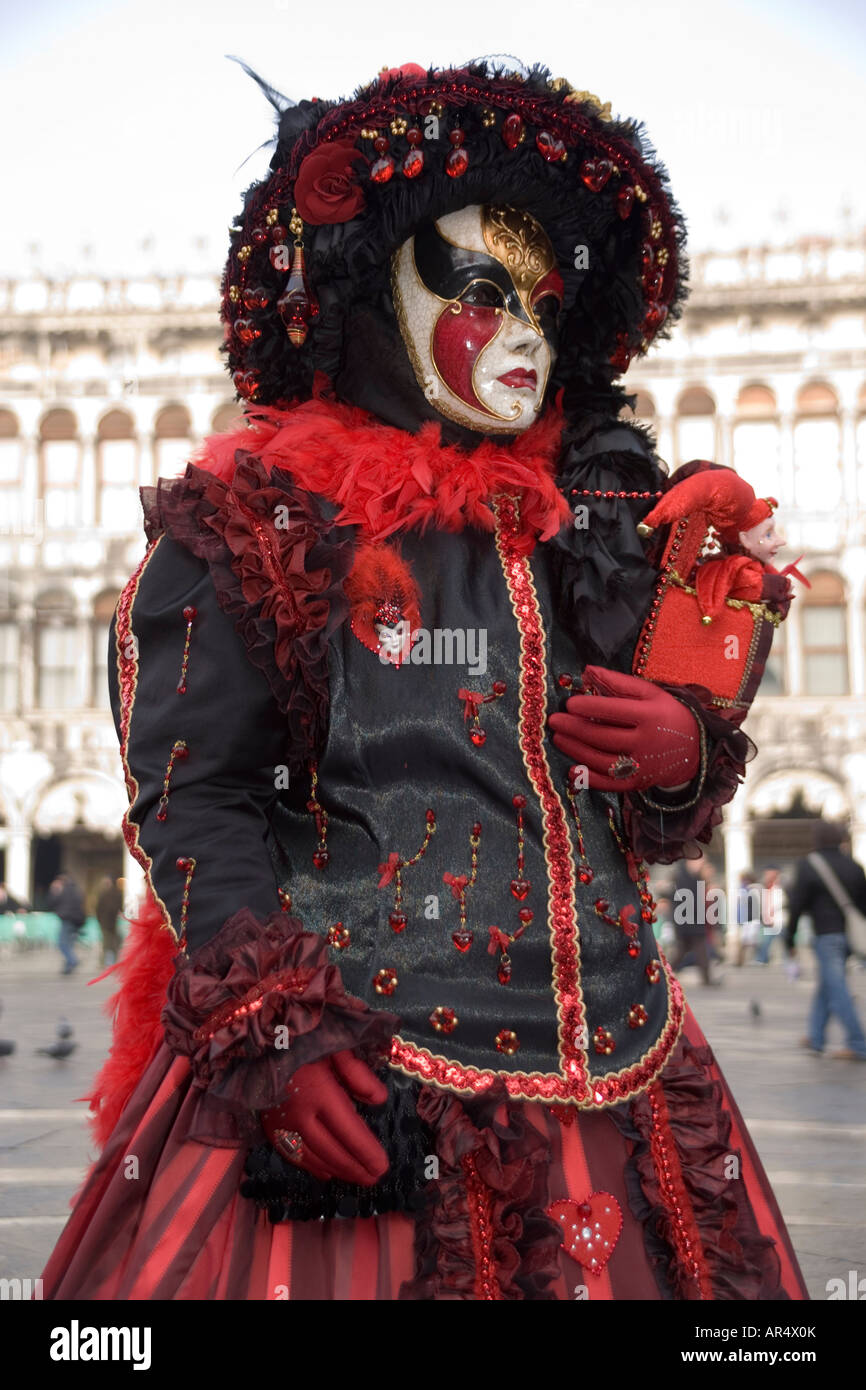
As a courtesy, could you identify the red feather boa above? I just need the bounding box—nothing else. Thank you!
[85,891,178,1148]
[192,392,570,548]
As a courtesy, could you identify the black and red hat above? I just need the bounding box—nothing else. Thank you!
[222,59,687,420]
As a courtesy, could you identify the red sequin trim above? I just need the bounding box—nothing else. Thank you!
[115,537,174,935]
[648,1079,714,1298]
[462,1154,502,1300]
[191,966,312,1042]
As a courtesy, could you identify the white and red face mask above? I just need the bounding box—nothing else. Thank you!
[391,203,563,433]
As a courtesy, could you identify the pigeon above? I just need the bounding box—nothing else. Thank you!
[36,1039,78,1059]
[36,1018,77,1058]
[749,999,762,1021]
[0,1000,14,1056]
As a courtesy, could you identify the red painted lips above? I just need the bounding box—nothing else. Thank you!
[498,368,538,389]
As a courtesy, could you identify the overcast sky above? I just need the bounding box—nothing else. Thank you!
[1,0,864,278]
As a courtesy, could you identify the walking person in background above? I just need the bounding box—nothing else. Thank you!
[96,876,124,967]
[755,866,786,965]
[786,822,866,1060]
[670,853,719,986]
[735,868,762,967]
[47,872,86,977]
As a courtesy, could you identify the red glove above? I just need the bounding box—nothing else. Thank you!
[261,1050,390,1186]
[548,665,700,793]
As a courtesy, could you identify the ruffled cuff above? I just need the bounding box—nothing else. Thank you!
[623,683,755,864]
[162,909,398,1121]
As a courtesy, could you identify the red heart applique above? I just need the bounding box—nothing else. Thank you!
[547,1193,623,1276]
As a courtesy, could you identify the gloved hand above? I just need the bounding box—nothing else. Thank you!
[261,1049,389,1185]
[548,664,700,794]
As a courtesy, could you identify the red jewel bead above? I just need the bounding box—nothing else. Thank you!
[646,960,661,982]
[502,112,524,149]
[176,857,192,871]
[448,128,465,146]
[426,809,436,824]
[510,879,531,900]
[536,130,565,162]
[234,317,261,345]
[452,930,474,953]
[242,285,270,310]
[627,940,641,958]
[577,1201,592,1219]
[495,1029,519,1056]
[183,606,197,621]
[469,726,486,746]
[640,908,654,922]
[558,673,573,688]
[580,157,612,192]
[371,156,395,183]
[402,148,424,178]
[578,867,594,884]
[640,243,654,273]
[270,225,288,243]
[595,898,610,914]
[250,227,268,245]
[518,907,534,924]
[373,136,389,154]
[406,127,422,146]
[498,959,512,985]
[389,911,408,933]
[472,823,482,837]
[430,1006,457,1034]
[616,186,635,219]
[374,968,398,996]
[512,794,527,809]
[176,683,186,694]
[492,680,507,696]
[446,146,469,177]
[328,923,350,949]
[643,268,664,299]
[312,848,330,870]
[643,303,668,333]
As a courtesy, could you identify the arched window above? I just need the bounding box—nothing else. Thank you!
[91,589,120,710]
[36,589,80,709]
[154,404,192,479]
[211,402,244,435]
[733,384,782,501]
[793,382,841,514]
[98,410,139,532]
[676,387,716,466]
[801,570,848,696]
[0,409,22,533]
[39,409,80,530]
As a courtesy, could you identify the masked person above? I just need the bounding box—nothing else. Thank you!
[42,61,807,1301]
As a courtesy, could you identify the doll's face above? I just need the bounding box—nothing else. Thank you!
[391,204,563,433]
[739,516,785,563]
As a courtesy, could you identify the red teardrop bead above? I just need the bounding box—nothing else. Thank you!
[510,879,531,901]
[469,726,487,746]
[389,911,408,933]
[371,155,395,183]
[578,867,594,885]
[627,940,641,958]
[312,848,330,870]
[498,959,513,985]
[502,112,524,149]
[402,148,424,179]
[445,147,469,178]
[616,186,635,219]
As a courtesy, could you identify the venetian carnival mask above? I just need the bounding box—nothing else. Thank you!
[391,203,563,433]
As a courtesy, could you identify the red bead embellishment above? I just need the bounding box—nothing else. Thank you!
[495,1029,520,1056]
[564,775,595,886]
[646,959,661,984]
[451,930,474,953]
[593,1026,615,1056]
[327,922,350,950]
[616,186,635,219]
[402,148,424,178]
[156,739,188,821]
[510,879,530,901]
[463,1153,503,1300]
[278,888,292,913]
[648,1081,713,1297]
[374,967,398,996]
[276,242,320,348]
[443,821,480,954]
[234,317,261,344]
[175,854,196,951]
[580,157,612,191]
[308,763,329,870]
[629,1004,649,1028]
[176,606,197,694]
[459,683,506,746]
[379,809,437,934]
[536,130,566,162]
[430,1006,458,1034]
[469,727,487,746]
[242,285,270,310]
[445,146,468,177]
[548,1193,623,1275]
[502,112,525,149]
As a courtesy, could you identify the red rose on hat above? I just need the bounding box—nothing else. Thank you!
[293,139,368,225]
